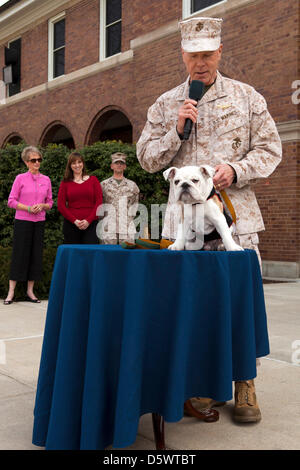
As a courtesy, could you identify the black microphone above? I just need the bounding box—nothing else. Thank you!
[183,80,204,140]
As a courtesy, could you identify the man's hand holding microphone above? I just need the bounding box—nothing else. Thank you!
[176,80,236,191]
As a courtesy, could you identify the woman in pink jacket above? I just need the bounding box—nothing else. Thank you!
[4,146,53,305]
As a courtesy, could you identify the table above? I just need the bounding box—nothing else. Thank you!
[32,245,269,450]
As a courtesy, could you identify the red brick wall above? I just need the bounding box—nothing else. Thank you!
[220,0,298,122]
[0,0,299,264]
[0,59,134,148]
[21,22,48,89]
[256,142,300,262]
[66,0,99,73]
[130,0,181,39]
[1,0,298,121]
[132,33,185,138]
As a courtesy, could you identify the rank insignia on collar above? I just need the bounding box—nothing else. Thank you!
[196,22,204,32]
[232,137,242,150]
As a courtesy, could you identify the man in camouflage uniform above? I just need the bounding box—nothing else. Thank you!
[137,17,282,423]
[100,152,139,245]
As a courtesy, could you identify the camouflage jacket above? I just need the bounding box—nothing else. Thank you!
[137,71,282,239]
[100,176,139,235]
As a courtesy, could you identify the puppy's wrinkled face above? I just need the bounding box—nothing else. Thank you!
[163,165,215,204]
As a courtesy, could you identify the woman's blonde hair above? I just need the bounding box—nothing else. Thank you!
[21,146,42,163]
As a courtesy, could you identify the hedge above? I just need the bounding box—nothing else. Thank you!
[0,141,169,299]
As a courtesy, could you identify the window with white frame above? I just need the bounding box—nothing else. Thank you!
[5,37,21,97]
[48,13,65,80]
[183,0,227,18]
[100,0,122,60]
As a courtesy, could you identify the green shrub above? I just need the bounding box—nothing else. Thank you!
[0,143,27,248]
[0,141,169,298]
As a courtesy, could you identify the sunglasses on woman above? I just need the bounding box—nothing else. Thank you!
[29,158,42,163]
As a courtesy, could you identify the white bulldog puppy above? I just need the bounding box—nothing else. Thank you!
[163,165,243,252]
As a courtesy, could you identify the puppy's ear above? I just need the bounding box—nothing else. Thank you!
[199,165,215,178]
[163,167,177,181]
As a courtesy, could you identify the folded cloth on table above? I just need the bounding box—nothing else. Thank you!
[121,238,174,250]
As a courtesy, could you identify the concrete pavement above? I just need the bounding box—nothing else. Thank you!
[0,281,299,451]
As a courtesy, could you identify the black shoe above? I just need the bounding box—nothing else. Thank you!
[3,299,13,305]
[26,295,41,303]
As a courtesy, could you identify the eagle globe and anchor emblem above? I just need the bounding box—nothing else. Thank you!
[195,22,204,32]
[232,137,242,150]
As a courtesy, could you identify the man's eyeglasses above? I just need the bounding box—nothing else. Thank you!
[29,158,42,163]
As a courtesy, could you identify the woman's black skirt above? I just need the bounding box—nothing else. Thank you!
[9,219,45,281]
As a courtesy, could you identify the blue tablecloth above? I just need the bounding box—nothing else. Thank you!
[32,245,269,450]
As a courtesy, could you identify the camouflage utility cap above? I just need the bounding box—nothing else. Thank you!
[111,152,127,164]
[179,17,222,52]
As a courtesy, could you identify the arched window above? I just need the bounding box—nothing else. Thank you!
[2,133,24,148]
[86,107,133,145]
[40,122,75,149]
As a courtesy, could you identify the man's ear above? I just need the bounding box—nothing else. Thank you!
[199,165,215,178]
[163,167,177,181]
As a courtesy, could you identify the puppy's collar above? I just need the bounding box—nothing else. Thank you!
[207,187,216,200]
[190,187,216,205]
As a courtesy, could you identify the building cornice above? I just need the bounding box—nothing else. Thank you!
[0,0,82,44]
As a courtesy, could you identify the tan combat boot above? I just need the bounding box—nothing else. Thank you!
[234,379,261,423]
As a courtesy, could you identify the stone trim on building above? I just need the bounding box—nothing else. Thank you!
[262,261,300,281]
[277,121,300,143]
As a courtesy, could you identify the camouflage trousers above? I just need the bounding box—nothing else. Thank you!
[233,233,261,271]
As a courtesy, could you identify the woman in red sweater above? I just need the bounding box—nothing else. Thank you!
[57,152,102,244]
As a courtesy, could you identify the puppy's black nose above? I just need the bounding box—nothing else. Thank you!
[181,182,190,190]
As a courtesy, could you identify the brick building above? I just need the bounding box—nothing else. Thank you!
[0,0,299,278]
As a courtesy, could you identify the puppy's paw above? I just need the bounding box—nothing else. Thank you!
[228,243,244,251]
[185,240,204,251]
[168,241,185,251]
